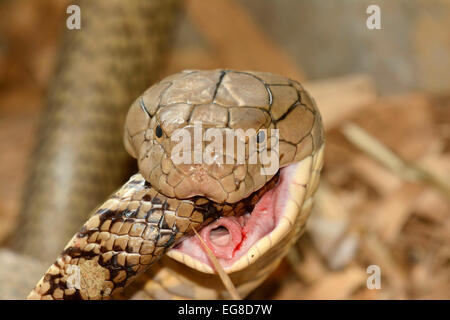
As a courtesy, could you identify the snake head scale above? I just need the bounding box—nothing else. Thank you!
[124,70,323,204]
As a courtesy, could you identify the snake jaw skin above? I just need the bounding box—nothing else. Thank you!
[168,149,324,274]
[124,70,323,204]
[28,70,324,300]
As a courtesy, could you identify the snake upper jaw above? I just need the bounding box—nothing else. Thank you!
[126,121,280,204]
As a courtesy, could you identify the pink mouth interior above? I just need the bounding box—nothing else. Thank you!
[172,163,298,268]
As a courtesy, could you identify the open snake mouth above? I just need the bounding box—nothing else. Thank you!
[28,69,325,300]
[167,152,320,273]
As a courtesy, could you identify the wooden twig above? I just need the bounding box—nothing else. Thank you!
[191,226,241,300]
[342,122,450,199]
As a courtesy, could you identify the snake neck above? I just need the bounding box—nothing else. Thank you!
[28,171,279,300]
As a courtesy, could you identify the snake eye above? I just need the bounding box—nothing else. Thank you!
[155,125,163,138]
[256,130,265,143]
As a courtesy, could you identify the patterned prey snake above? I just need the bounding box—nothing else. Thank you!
[28,69,324,300]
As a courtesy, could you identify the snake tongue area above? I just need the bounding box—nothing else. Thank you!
[169,162,301,270]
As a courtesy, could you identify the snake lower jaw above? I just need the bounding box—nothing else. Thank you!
[167,154,319,274]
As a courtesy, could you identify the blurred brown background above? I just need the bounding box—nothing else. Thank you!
[0,0,449,299]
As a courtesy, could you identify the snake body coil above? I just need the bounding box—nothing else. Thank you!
[8,0,181,263]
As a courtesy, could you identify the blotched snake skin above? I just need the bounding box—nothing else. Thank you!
[28,69,325,300]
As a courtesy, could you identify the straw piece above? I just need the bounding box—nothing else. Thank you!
[299,266,367,299]
[351,155,402,196]
[359,233,407,297]
[287,241,327,284]
[342,122,450,199]
[370,183,423,244]
[191,226,241,300]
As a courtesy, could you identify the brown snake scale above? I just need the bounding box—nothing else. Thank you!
[27,69,324,300]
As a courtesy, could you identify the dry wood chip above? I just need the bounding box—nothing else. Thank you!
[298,266,367,300]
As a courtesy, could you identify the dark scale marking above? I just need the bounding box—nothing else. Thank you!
[156,79,174,114]
[146,208,162,223]
[212,70,227,101]
[158,215,170,230]
[290,79,305,91]
[128,178,145,185]
[76,227,98,239]
[61,246,82,257]
[152,197,162,204]
[123,209,136,219]
[139,98,151,117]
[45,272,82,300]
[309,133,316,153]
[274,101,302,123]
